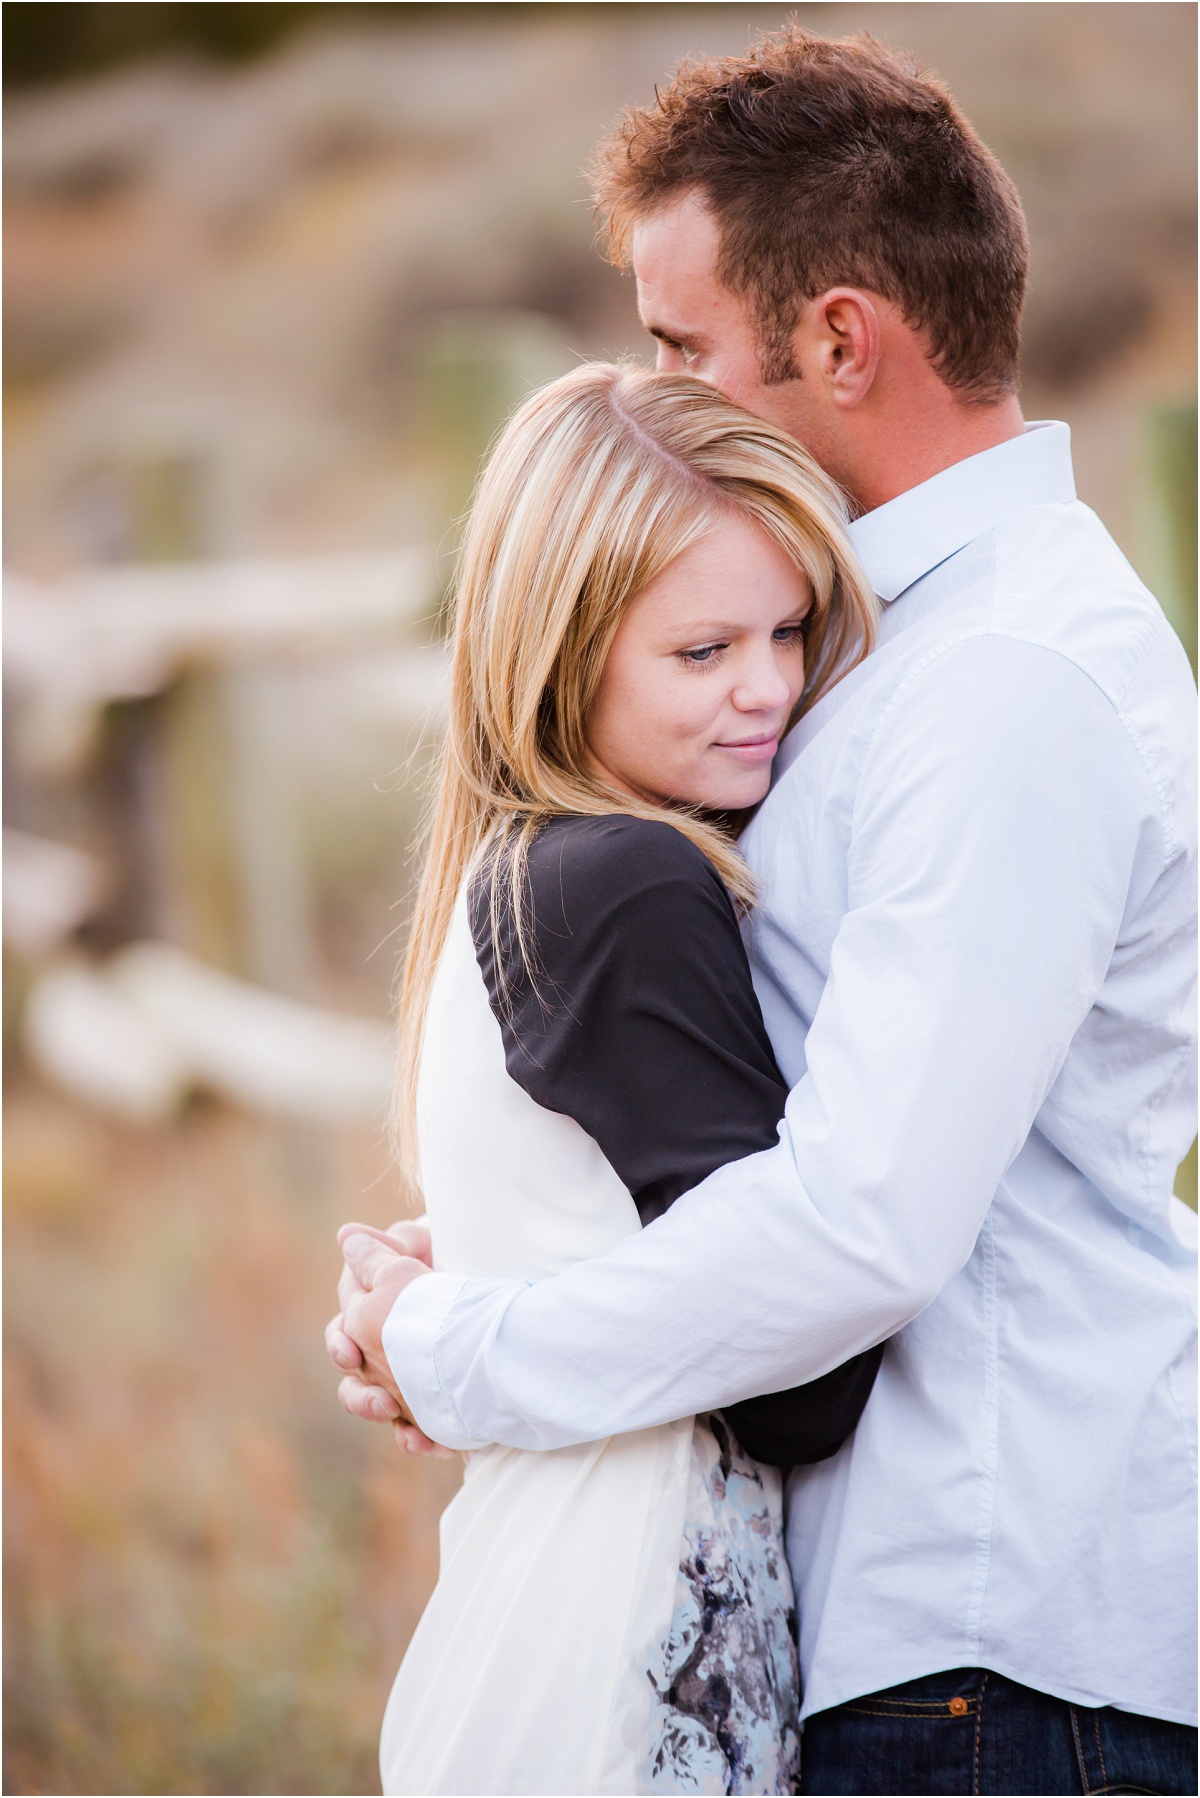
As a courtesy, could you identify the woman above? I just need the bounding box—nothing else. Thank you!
[379,363,878,1796]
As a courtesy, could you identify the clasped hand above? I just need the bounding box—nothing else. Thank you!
[325,1219,456,1459]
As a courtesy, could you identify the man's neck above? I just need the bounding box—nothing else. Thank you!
[843,393,1026,516]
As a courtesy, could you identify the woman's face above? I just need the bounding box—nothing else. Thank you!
[585,511,812,811]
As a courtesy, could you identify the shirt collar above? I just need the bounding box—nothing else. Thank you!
[847,421,1076,604]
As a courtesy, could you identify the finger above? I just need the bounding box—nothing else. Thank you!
[394,1420,456,1459]
[339,1218,435,1270]
[337,1260,364,1314]
[337,1221,407,1255]
[338,1374,401,1423]
[325,1311,363,1367]
[326,1317,363,1371]
[384,1219,434,1267]
[340,1231,403,1292]
[393,1421,430,1453]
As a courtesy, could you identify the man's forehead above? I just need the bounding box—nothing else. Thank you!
[632,194,732,330]
[632,191,721,282]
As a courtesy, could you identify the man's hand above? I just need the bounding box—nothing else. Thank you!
[325,1217,431,1380]
[326,1219,455,1459]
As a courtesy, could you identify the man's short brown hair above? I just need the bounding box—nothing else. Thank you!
[591,28,1028,401]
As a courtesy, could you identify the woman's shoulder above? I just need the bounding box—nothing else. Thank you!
[524,813,729,929]
[469,813,740,998]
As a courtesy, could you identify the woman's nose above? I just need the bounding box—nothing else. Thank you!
[732,651,795,715]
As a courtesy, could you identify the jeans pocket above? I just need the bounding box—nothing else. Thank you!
[846,1670,987,1720]
[800,1690,981,1796]
[1071,1703,1200,1798]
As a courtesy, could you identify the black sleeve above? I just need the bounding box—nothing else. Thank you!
[469,813,882,1468]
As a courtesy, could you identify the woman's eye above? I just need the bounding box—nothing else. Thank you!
[773,623,807,643]
[679,642,725,666]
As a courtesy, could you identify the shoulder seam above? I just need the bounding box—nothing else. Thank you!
[860,628,1177,869]
[992,505,1167,712]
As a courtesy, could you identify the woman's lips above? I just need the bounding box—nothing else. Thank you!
[714,732,780,766]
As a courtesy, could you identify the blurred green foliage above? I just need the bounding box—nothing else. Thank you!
[1148,402,1198,675]
[416,312,576,549]
[2,1,709,88]
[1141,402,1197,1211]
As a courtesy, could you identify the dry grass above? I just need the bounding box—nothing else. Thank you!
[3,1077,460,1796]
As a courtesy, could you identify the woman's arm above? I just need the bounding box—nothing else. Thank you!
[470,812,881,1466]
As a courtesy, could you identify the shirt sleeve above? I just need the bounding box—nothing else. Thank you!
[384,636,1162,1452]
[465,814,882,1465]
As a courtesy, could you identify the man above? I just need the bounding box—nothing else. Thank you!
[330,30,1197,1795]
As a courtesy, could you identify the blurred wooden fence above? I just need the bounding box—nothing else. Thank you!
[5,547,446,1124]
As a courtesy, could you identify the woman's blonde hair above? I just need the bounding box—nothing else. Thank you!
[394,361,876,1192]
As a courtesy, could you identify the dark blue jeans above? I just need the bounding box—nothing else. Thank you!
[798,1668,1198,1795]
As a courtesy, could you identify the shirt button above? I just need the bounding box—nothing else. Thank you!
[949,1697,969,1717]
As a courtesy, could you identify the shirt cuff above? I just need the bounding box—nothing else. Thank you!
[381,1271,488,1450]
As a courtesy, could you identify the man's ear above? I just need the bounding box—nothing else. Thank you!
[810,287,881,408]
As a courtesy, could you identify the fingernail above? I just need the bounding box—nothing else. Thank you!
[342,1233,373,1265]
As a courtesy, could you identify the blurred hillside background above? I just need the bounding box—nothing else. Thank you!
[3,4,1196,1793]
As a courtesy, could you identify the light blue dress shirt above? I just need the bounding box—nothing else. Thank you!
[384,423,1198,1726]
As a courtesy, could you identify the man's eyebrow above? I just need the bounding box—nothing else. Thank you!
[642,321,698,349]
